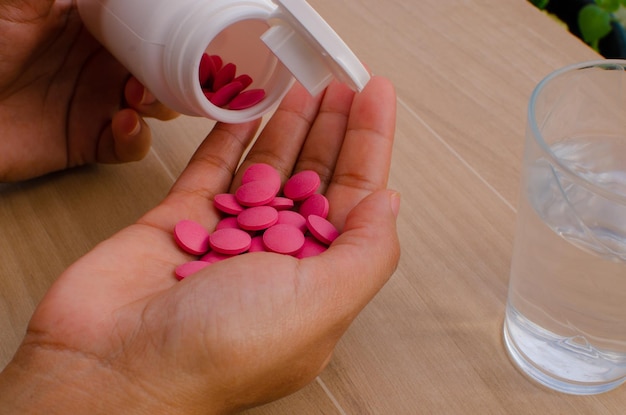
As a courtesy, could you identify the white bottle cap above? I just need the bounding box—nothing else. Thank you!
[261,0,371,97]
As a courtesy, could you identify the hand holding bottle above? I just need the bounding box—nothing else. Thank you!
[0,1,177,182]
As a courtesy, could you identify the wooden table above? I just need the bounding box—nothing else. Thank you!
[2,0,623,413]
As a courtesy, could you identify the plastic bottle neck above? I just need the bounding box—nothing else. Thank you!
[164,0,294,122]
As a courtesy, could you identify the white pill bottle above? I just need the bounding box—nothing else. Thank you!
[75,0,370,123]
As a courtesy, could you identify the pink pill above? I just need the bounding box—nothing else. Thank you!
[248,235,267,252]
[214,193,245,215]
[233,74,253,90]
[263,224,305,255]
[215,216,240,231]
[211,55,223,72]
[199,53,215,87]
[173,219,211,255]
[175,260,211,281]
[200,250,233,264]
[276,210,307,233]
[242,163,281,191]
[235,180,279,207]
[268,196,294,210]
[203,89,214,100]
[237,206,278,231]
[306,214,339,245]
[213,62,237,91]
[296,236,328,259]
[283,170,321,201]
[299,193,329,218]
[228,89,266,110]
[209,228,252,255]
[210,81,245,107]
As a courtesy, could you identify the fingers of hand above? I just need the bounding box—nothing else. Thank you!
[325,76,397,225]
[294,81,356,194]
[147,119,262,229]
[234,82,323,189]
[124,76,179,121]
[97,109,152,164]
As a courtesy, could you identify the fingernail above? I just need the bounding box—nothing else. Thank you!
[390,190,401,218]
[141,88,156,105]
[128,114,141,137]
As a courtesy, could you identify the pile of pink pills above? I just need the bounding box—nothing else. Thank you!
[199,53,266,110]
[172,163,341,280]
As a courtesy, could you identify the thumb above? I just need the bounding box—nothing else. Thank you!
[304,189,401,321]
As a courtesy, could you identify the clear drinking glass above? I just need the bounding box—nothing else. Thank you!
[503,60,626,395]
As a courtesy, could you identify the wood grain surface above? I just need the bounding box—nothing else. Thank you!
[1,0,622,413]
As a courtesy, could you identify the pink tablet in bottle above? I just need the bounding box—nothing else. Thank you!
[209,81,245,107]
[228,89,266,110]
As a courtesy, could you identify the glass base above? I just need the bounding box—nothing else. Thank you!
[503,310,626,395]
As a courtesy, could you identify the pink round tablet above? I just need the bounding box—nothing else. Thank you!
[215,216,240,231]
[233,74,253,90]
[175,260,211,281]
[210,55,223,72]
[263,224,305,255]
[242,163,281,191]
[199,53,215,87]
[268,196,294,210]
[283,170,321,201]
[173,219,211,255]
[228,89,266,110]
[237,205,278,231]
[306,215,339,245]
[209,81,244,107]
[200,250,233,264]
[248,235,267,252]
[235,180,279,207]
[209,228,252,255]
[296,236,328,259]
[276,210,307,233]
[299,193,329,218]
[212,62,237,91]
[213,193,245,215]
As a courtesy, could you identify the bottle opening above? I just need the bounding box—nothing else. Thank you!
[195,19,294,120]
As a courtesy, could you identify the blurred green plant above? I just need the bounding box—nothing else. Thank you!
[531,0,550,9]
[531,0,626,52]
[579,0,624,50]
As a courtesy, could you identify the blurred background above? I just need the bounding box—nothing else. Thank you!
[530,0,626,58]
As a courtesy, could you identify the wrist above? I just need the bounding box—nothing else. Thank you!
[0,343,176,415]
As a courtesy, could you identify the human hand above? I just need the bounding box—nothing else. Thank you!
[0,1,177,182]
[0,76,399,414]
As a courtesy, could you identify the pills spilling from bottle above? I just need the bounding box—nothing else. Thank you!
[199,53,266,110]
[172,164,340,280]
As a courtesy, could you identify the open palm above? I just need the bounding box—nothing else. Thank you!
[5,78,399,414]
[0,1,176,181]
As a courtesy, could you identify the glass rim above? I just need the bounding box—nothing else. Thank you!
[528,59,626,203]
